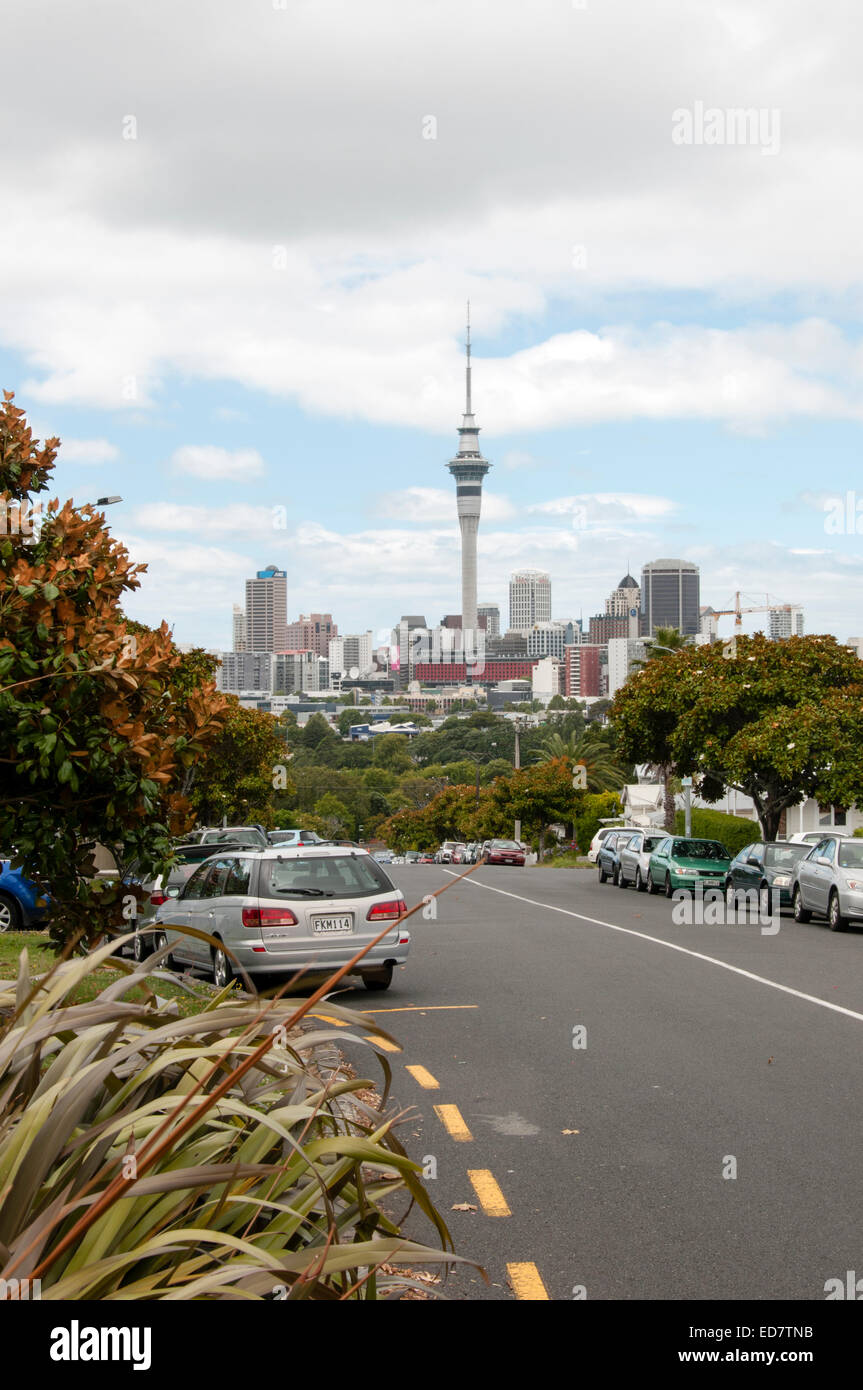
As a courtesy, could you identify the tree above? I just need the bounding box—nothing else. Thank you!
[373,733,413,773]
[189,699,290,827]
[0,392,229,944]
[612,633,863,841]
[532,730,627,791]
[627,627,690,826]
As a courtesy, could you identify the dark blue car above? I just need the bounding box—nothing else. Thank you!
[0,860,49,931]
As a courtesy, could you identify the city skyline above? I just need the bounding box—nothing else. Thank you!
[1,1,860,649]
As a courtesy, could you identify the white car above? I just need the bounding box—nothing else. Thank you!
[587,824,628,863]
[787,830,854,845]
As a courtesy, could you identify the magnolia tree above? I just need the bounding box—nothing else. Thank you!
[0,392,229,945]
[611,633,863,841]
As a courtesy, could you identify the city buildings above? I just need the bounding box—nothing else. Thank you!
[607,636,650,696]
[284,613,337,658]
[509,569,552,632]
[769,605,805,640]
[564,642,605,698]
[477,603,500,638]
[219,651,273,693]
[446,309,491,633]
[328,631,373,677]
[231,603,246,652]
[527,620,576,660]
[640,558,701,636]
[245,565,288,652]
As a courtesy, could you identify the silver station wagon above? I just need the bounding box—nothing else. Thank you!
[149,845,411,991]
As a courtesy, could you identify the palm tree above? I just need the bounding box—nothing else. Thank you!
[533,730,627,793]
[631,626,689,828]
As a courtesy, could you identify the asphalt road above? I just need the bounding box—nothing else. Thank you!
[334,862,863,1302]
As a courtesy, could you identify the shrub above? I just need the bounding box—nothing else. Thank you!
[672,807,760,855]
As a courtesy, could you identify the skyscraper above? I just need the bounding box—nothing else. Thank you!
[640,559,700,636]
[509,569,552,633]
[447,306,490,633]
[477,603,500,638]
[245,565,288,652]
[232,603,246,652]
[769,606,804,640]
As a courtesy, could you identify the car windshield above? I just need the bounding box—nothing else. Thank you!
[492,840,520,850]
[672,839,730,860]
[205,829,263,846]
[644,836,663,852]
[838,842,863,868]
[262,853,391,899]
[763,843,809,868]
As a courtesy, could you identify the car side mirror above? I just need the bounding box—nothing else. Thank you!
[816,856,832,867]
[746,856,761,867]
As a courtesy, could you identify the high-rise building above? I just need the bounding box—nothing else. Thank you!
[509,570,552,633]
[284,613,337,658]
[527,621,575,660]
[329,631,373,676]
[607,637,650,696]
[219,651,273,693]
[232,603,246,652]
[564,642,604,698]
[446,307,491,633]
[477,603,500,638]
[391,615,428,687]
[245,565,288,652]
[640,558,700,636]
[273,650,329,695]
[769,606,804,640]
[606,573,641,620]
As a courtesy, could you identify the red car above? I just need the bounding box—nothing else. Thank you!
[419,853,435,864]
[485,839,526,866]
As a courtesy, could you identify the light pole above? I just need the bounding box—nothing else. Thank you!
[640,640,689,833]
[93,496,123,507]
[512,718,527,842]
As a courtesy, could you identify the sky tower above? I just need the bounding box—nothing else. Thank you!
[447,304,491,633]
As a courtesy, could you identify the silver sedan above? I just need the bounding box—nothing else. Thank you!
[791,835,863,931]
[618,830,667,891]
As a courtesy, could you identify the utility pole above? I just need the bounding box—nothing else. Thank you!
[514,720,522,843]
[682,776,692,837]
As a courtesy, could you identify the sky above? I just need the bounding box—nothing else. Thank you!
[2,0,863,650]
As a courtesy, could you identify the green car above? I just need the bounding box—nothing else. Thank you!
[646,836,731,897]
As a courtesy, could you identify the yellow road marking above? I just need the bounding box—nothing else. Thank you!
[312,1013,348,1026]
[433,1104,473,1141]
[406,1064,439,1090]
[360,1005,479,1014]
[467,1169,511,1217]
[364,1035,402,1052]
[507,1262,550,1300]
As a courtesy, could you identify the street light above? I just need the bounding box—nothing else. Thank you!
[93,496,123,506]
[640,641,692,833]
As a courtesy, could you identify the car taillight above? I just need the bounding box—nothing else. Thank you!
[366,898,406,921]
[149,893,168,906]
[243,907,299,927]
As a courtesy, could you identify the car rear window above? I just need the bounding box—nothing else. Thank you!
[763,843,808,868]
[260,854,392,899]
[492,840,520,850]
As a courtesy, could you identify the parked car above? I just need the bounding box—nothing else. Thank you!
[152,844,411,990]
[617,831,667,891]
[450,843,468,865]
[787,830,854,845]
[647,837,731,897]
[418,853,435,864]
[0,859,49,931]
[373,849,395,864]
[791,835,863,931]
[131,861,201,959]
[596,830,636,885]
[485,839,526,867]
[435,841,459,864]
[267,829,325,847]
[404,851,422,865]
[180,826,269,849]
[724,840,810,909]
[587,823,627,863]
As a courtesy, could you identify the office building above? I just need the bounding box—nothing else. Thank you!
[329,631,373,677]
[509,570,552,633]
[219,651,273,693]
[607,637,650,696]
[769,606,804,640]
[231,603,246,652]
[477,603,500,638]
[640,558,700,636]
[284,613,337,658]
[245,565,288,652]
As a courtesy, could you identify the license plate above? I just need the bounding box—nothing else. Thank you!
[312,914,354,934]
[702,878,722,886]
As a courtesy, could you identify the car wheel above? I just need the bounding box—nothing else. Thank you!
[598,863,608,883]
[646,870,658,895]
[0,893,22,933]
[792,886,811,924]
[664,873,674,899]
[617,867,627,888]
[635,868,645,892]
[828,890,848,933]
[362,966,393,992]
[212,942,233,988]
[154,931,175,970]
[133,930,146,963]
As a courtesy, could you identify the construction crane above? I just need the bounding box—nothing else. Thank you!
[708,591,799,635]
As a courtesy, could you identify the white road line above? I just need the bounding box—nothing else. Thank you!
[443,872,863,1025]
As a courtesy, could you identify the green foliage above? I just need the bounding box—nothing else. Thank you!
[612,633,863,840]
[672,807,759,856]
[0,940,459,1298]
[574,791,622,854]
[190,698,289,828]
[0,393,228,946]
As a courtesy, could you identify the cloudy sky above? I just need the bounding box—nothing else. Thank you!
[3,0,862,648]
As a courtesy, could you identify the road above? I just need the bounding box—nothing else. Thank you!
[334,863,863,1301]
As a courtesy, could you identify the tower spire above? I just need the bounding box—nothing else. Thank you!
[465,300,472,416]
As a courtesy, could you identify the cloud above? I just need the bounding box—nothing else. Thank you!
[170,445,266,481]
[56,437,119,465]
[129,502,286,536]
[376,487,516,522]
